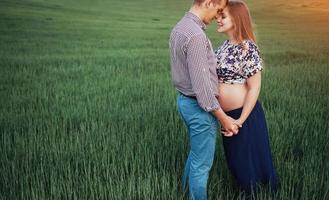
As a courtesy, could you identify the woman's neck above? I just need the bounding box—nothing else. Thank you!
[227,32,238,44]
[223,28,238,44]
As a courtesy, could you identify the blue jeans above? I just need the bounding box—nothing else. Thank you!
[177,94,218,200]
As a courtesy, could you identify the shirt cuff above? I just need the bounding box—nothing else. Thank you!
[205,104,220,112]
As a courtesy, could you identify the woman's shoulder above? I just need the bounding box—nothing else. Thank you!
[242,40,259,50]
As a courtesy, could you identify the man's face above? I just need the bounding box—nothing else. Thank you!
[203,0,226,25]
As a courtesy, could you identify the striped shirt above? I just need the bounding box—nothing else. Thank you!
[169,12,220,112]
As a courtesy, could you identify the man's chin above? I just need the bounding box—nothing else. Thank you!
[203,21,210,25]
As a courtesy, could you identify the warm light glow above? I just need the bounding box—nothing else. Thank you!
[281,0,329,11]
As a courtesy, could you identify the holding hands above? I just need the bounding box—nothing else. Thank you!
[212,108,243,137]
[220,116,242,137]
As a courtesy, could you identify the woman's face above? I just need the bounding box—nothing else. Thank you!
[216,8,234,34]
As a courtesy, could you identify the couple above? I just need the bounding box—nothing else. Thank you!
[169,0,278,199]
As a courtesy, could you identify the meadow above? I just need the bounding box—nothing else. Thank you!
[0,0,328,199]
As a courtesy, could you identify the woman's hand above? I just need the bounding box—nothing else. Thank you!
[213,108,240,137]
[221,118,243,137]
[221,117,242,137]
[234,118,244,127]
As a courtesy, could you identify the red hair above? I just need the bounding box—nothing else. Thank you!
[227,0,255,43]
[193,0,227,6]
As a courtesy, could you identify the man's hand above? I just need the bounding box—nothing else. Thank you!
[212,108,242,137]
[220,116,242,137]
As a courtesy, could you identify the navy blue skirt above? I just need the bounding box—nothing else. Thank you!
[223,101,278,195]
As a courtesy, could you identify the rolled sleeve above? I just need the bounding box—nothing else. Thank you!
[186,34,220,112]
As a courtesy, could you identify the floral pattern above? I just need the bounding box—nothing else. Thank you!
[215,40,263,84]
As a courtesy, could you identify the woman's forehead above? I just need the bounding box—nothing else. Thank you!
[219,7,229,16]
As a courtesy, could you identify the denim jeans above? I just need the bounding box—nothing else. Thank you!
[177,94,218,200]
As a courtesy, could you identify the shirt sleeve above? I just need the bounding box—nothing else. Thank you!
[186,34,220,112]
[242,41,263,79]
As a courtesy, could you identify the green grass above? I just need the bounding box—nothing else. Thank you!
[0,0,329,199]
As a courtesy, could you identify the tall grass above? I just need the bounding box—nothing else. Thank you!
[0,0,328,199]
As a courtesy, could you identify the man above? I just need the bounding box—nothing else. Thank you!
[169,0,240,199]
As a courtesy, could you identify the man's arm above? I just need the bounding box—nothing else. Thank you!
[186,34,220,112]
[186,34,239,135]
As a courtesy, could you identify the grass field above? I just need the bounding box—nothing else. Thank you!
[0,0,329,199]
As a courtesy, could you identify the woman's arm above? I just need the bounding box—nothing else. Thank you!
[236,72,261,125]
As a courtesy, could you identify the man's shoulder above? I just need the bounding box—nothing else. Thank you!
[171,17,204,39]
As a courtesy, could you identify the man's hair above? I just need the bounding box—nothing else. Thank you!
[193,0,227,6]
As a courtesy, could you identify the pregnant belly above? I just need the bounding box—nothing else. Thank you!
[218,83,248,112]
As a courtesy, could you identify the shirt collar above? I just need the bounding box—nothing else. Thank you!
[185,11,206,30]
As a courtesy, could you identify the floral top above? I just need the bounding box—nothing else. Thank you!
[215,40,263,84]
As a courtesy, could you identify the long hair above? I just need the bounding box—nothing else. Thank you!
[227,0,255,43]
[193,0,227,6]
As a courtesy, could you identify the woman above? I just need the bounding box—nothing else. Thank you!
[214,0,278,195]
